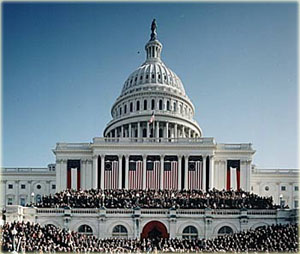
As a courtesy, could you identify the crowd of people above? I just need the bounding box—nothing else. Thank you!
[32,188,279,209]
[1,221,298,253]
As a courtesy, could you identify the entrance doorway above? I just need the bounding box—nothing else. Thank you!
[141,221,169,239]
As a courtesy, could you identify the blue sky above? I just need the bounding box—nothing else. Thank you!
[2,2,298,168]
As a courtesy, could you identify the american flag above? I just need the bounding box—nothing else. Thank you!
[129,160,143,189]
[146,161,160,190]
[227,167,240,190]
[149,111,155,124]
[188,161,202,190]
[104,160,119,189]
[163,161,178,190]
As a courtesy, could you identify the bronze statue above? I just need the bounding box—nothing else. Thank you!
[150,19,157,40]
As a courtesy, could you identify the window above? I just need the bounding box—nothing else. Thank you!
[36,194,41,203]
[294,200,298,209]
[182,226,198,240]
[112,225,128,238]
[144,100,147,110]
[52,184,56,190]
[7,198,13,205]
[146,74,149,79]
[78,225,93,235]
[218,226,233,235]
[280,200,286,207]
[130,102,133,112]
[143,128,147,138]
[173,102,177,112]
[167,101,170,111]
[251,186,253,191]
[136,101,140,111]
[281,186,286,191]
[37,184,41,190]
[8,184,13,189]
[152,74,155,79]
[265,186,269,191]
[119,107,122,115]
[151,99,155,110]
[159,100,163,110]
[20,198,25,206]
[21,184,26,189]
[124,105,127,114]
[295,186,298,191]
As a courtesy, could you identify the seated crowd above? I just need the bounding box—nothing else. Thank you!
[32,188,280,209]
[1,221,298,253]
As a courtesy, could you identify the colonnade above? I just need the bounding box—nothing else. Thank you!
[106,121,199,139]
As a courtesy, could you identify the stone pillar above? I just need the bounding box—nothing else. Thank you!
[202,156,206,191]
[166,122,169,139]
[175,124,178,138]
[86,160,93,189]
[100,156,105,189]
[182,126,185,138]
[246,160,251,191]
[178,156,182,190]
[137,122,141,138]
[15,181,19,205]
[81,160,86,190]
[129,124,132,138]
[209,155,214,190]
[143,155,147,189]
[184,155,189,190]
[125,156,129,189]
[160,155,164,189]
[55,160,61,192]
[156,121,159,138]
[121,125,124,138]
[240,160,247,191]
[92,156,98,189]
[61,160,67,190]
[147,122,150,138]
[119,156,123,189]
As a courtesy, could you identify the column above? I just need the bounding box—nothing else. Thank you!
[214,160,220,190]
[15,181,19,205]
[61,160,67,190]
[184,156,189,190]
[202,156,206,191]
[143,155,147,189]
[188,128,191,138]
[137,122,141,138]
[182,126,185,138]
[240,160,247,191]
[121,125,124,138]
[86,160,93,189]
[175,124,178,138]
[125,156,129,189]
[92,156,98,189]
[119,156,123,189]
[246,160,251,191]
[147,122,150,138]
[160,155,164,189]
[114,129,117,138]
[129,124,132,138]
[166,122,169,139]
[209,155,214,190]
[55,160,61,192]
[156,121,159,138]
[81,160,86,190]
[101,156,105,189]
[178,156,182,190]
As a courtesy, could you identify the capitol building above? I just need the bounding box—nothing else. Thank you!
[0,21,298,240]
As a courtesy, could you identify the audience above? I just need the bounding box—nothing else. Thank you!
[1,221,298,253]
[32,188,280,209]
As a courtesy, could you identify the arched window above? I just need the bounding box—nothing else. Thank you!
[119,107,122,115]
[218,226,233,235]
[167,101,170,111]
[130,102,133,112]
[136,101,140,111]
[112,225,128,238]
[78,225,93,235]
[173,101,177,112]
[124,105,127,114]
[159,100,163,110]
[144,100,147,110]
[151,99,155,110]
[182,226,198,240]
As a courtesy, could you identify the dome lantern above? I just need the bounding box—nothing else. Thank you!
[145,19,162,62]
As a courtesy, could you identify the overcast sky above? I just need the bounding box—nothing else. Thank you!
[2,2,298,168]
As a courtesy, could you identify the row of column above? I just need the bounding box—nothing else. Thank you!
[107,121,198,139]
[92,154,214,191]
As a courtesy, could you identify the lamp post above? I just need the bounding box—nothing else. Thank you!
[12,227,17,254]
[279,194,283,209]
[31,192,35,206]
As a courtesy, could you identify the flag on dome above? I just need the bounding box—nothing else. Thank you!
[149,111,155,124]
